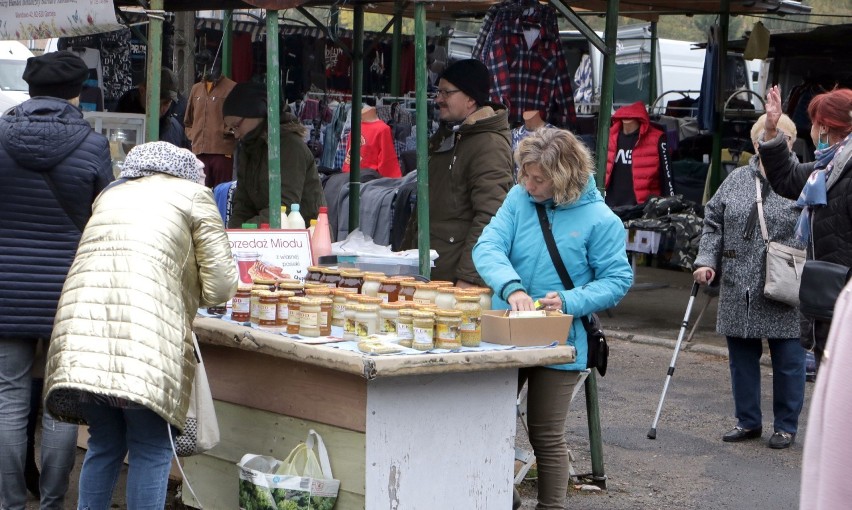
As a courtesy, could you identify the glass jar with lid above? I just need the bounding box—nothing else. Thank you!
[276,290,295,329]
[305,266,324,284]
[305,282,329,291]
[399,281,420,301]
[249,289,264,327]
[319,268,342,288]
[258,291,279,330]
[413,283,441,305]
[472,287,493,311]
[435,286,457,310]
[456,293,482,347]
[355,300,381,337]
[278,279,306,297]
[343,296,360,340]
[306,287,332,298]
[379,302,406,334]
[252,277,278,291]
[361,274,384,297]
[435,309,463,349]
[411,311,436,351]
[377,278,402,303]
[338,270,365,294]
[331,290,348,330]
[396,309,416,347]
[231,287,252,323]
[299,299,322,337]
[317,297,333,336]
[286,297,304,335]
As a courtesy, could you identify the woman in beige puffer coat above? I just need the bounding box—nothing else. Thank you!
[43,141,238,509]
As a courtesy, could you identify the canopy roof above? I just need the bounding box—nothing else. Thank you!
[117,0,811,21]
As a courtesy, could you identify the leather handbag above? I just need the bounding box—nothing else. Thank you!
[755,178,806,307]
[799,260,852,321]
[535,204,608,376]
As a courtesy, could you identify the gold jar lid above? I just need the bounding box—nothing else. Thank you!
[435,309,463,318]
[321,268,341,275]
[258,290,277,298]
[253,278,278,285]
[428,280,454,287]
[455,292,481,302]
[251,289,264,295]
[358,296,383,305]
[305,282,328,289]
[400,281,422,288]
[398,308,417,317]
[340,270,365,277]
[316,297,334,306]
[307,266,323,272]
[364,271,386,278]
[300,298,322,308]
[380,301,408,310]
[306,287,332,296]
[277,290,296,298]
[363,274,384,282]
[279,283,304,291]
[389,275,416,281]
[411,310,435,319]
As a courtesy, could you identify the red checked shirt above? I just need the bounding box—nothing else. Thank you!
[473,1,577,129]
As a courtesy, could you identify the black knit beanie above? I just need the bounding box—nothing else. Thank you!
[23,51,89,100]
[439,59,491,106]
[222,82,267,118]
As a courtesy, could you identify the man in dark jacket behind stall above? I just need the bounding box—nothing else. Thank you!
[223,82,325,228]
[115,67,189,149]
[0,51,114,510]
[403,58,514,287]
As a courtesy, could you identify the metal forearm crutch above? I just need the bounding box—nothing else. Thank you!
[647,281,700,439]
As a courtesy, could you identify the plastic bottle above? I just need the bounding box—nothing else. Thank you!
[279,205,290,229]
[287,203,306,230]
[311,206,332,265]
[308,219,317,237]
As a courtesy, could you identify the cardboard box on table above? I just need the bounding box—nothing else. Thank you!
[481,310,573,347]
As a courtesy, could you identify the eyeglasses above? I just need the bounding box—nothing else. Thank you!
[225,118,244,132]
[435,89,462,98]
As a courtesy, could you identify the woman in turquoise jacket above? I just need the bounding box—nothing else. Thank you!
[473,128,632,510]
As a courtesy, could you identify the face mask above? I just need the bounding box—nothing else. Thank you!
[817,131,830,151]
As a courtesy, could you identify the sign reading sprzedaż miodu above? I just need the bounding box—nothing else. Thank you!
[226,229,313,285]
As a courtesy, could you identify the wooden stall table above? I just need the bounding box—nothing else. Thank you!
[184,317,575,509]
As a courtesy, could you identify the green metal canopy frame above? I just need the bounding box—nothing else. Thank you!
[130,0,809,492]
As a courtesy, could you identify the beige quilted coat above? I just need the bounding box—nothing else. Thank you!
[44,174,238,431]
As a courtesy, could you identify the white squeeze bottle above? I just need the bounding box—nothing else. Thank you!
[287,203,306,230]
[280,205,290,229]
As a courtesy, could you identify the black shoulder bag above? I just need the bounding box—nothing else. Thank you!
[535,204,609,376]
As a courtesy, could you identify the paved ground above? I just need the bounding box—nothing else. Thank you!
[26,265,810,509]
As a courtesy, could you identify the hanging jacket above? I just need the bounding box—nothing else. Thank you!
[605,101,674,205]
[184,76,237,156]
[473,180,633,370]
[44,173,238,432]
[403,105,514,285]
[0,97,113,341]
[228,117,326,228]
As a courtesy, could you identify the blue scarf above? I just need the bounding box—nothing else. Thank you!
[795,133,852,243]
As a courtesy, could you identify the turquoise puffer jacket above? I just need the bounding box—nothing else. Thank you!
[473,179,633,370]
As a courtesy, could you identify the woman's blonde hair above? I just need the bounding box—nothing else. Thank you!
[751,113,796,144]
[516,128,594,205]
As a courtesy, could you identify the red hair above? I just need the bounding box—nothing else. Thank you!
[808,88,852,138]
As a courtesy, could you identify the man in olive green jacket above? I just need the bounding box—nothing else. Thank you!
[406,59,513,286]
[222,82,325,228]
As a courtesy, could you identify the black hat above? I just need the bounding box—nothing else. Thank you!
[222,82,267,118]
[23,51,89,100]
[160,67,179,100]
[439,59,491,106]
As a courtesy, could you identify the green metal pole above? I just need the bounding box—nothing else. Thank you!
[414,3,430,279]
[593,0,619,190]
[709,3,730,196]
[222,10,233,79]
[349,6,364,233]
[267,11,282,229]
[390,1,404,97]
[144,0,163,142]
[649,22,658,106]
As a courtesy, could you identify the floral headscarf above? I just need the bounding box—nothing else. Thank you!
[119,141,205,183]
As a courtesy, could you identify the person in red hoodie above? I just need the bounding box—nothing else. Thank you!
[605,101,675,207]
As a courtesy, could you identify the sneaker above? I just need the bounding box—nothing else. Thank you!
[805,351,816,382]
[768,431,795,449]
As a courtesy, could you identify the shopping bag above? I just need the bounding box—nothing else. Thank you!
[237,429,340,510]
[174,333,220,457]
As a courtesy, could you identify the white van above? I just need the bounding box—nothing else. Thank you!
[0,41,34,114]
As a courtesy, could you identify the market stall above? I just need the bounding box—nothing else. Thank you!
[185,316,575,508]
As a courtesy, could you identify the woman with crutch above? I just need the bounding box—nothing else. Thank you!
[692,113,805,449]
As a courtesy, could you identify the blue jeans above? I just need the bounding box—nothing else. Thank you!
[0,339,78,510]
[79,402,174,510]
[726,337,805,434]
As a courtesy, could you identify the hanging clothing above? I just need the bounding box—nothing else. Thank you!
[342,120,401,178]
[698,25,719,131]
[473,0,576,129]
[573,54,593,104]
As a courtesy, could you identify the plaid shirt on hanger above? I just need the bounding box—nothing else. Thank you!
[474,0,577,129]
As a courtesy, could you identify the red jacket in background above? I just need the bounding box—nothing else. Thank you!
[342,119,401,178]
